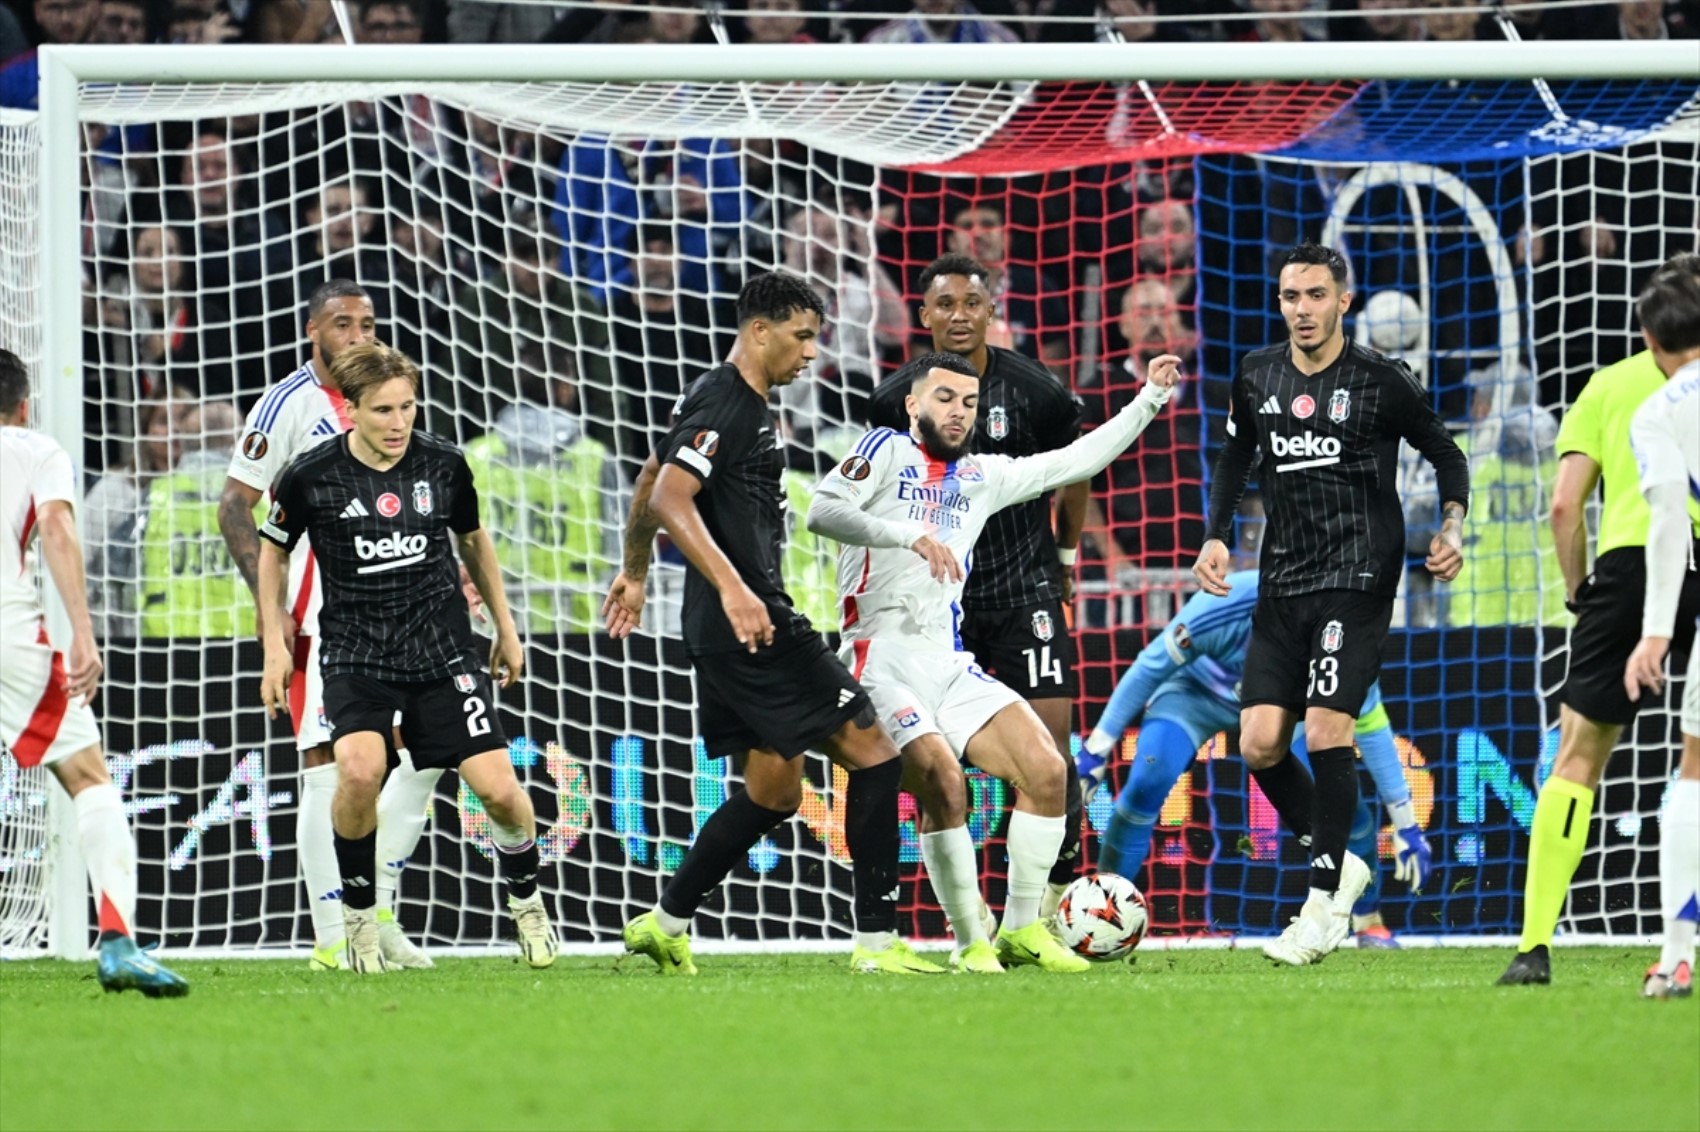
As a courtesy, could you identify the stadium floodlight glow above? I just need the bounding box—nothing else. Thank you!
[8,41,1696,960]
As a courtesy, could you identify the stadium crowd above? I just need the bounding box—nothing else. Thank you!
[2,0,1688,639]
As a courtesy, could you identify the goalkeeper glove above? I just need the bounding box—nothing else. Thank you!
[1076,750,1109,805]
[1392,825,1433,894]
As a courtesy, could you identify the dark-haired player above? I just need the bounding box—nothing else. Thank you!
[1195,241,1469,966]
[258,343,556,973]
[604,271,934,975]
[867,253,1091,916]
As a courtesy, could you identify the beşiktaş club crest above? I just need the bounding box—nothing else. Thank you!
[987,405,1009,440]
[454,674,476,693]
[412,480,433,515]
[1328,388,1351,423]
[1321,619,1344,654]
[1031,609,1054,641]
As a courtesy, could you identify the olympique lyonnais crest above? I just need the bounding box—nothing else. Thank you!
[454,674,475,693]
[1328,388,1351,423]
[413,480,433,515]
[987,405,1009,440]
[1291,394,1316,419]
[1321,619,1344,654]
[896,707,921,729]
[1032,609,1054,641]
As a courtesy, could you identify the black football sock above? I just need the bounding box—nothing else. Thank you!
[1249,753,1316,845]
[658,790,791,922]
[332,830,378,911]
[494,835,541,901]
[1049,765,1084,886]
[845,757,902,934]
[1307,746,1359,895]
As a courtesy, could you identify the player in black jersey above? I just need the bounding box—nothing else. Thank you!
[867,253,1091,913]
[1195,242,1469,966]
[603,271,934,975]
[257,343,557,974]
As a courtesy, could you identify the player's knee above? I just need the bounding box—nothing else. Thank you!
[1018,749,1067,815]
[48,744,111,797]
[334,747,385,800]
[1121,764,1174,820]
[1239,734,1284,770]
[480,782,533,829]
[747,779,802,815]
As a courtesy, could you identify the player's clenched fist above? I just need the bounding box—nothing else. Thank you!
[1144,353,1184,390]
[1191,539,1233,597]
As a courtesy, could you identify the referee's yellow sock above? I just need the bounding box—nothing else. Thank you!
[1517,776,1595,953]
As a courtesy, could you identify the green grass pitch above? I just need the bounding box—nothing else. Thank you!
[2,947,1695,1132]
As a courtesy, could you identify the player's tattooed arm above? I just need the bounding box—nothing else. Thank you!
[605,453,663,639]
[1427,500,1467,582]
[218,477,265,597]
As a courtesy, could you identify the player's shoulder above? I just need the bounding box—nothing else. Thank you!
[248,362,322,426]
[1347,341,1419,383]
[0,425,67,462]
[1237,343,1288,377]
[1634,365,1700,428]
[286,432,348,474]
[679,364,763,423]
[411,429,462,460]
[987,345,1061,385]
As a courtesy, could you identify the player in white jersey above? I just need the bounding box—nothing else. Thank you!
[807,350,1179,973]
[1623,255,1700,999]
[218,280,439,971]
[0,350,187,995]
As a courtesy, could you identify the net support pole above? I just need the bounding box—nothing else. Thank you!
[38,47,90,961]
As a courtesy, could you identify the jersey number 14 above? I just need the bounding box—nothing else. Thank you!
[1024,646,1064,687]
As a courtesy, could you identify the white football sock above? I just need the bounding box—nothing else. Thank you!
[375,761,439,914]
[654,907,691,938]
[1659,778,1699,974]
[74,783,137,938]
[921,825,986,947]
[299,763,346,948]
[1003,810,1064,931]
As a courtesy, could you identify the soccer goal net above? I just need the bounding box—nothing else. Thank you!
[2,44,1696,957]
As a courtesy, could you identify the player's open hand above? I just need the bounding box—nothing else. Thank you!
[1426,528,1463,582]
[910,535,965,584]
[64,633,104,706]
[1192,539,1232,597]
[1145,354,1184,390]
[1624,635,1670,703]
[602,572,646,639]
[722,583,774,654]
[259,645,293,720]
[490,629,525,689]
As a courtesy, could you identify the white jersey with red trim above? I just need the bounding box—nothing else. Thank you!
[817,428,1041,652]
[0,426,78,623]
[228,360,351,636]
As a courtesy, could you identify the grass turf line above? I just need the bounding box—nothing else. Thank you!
[1,947,1694,1132]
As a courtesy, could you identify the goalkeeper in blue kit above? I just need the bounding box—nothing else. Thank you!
[1076,569,1433,945]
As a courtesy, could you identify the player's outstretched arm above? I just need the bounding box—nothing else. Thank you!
[256,540,293,718]
[34,499,103,704]
[651,464,773,653]
[805,485,961,582]
[457,527,524,688]
[604,453,663,639]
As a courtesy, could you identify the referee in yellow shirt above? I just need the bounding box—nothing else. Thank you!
[1500,265,1700,986]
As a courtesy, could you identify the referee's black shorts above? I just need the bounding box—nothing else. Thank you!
[1562,543,1700,726]
[1241,588,1393,717]
[694,621,873,760]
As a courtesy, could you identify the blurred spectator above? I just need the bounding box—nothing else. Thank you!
[741,0,816,43]
[1118,197,1197,301]
[638,0,710,43]
[441,110,542,254]
[945,199,1071,370]
[609,227,721,477]
[86,394,186,639]
[463,376,625,633]
[1,0,97,110]
[296,178,393,316]
[105,224,236,398]
[0,4,26,58]
[1348,0,1427,40]
[389,203,463,397]
[447,0,563,42]
[1096,0,1161,41]
[249,0,335,42]
[1078,278,1204,571]
[779,203,906,438]
[1616,0,1698,35]
[137,401,253,637]
[1235,0,1315,42]
[358,0,424,42]
[1424,0,1484,40]
[93,0,147,42]
[540,1,639,44]
[865,0,1020,42]
[167,1,242,43]
[452,218,614,440]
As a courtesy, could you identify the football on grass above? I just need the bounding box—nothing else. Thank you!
[1054,873,1148,961]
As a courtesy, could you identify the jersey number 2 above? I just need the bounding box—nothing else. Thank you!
[464,695,491,737]
[1024,646,1064,687]
[1308,658,1339,698]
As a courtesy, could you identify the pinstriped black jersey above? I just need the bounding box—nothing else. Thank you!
[259,431,482,681]
[869,346,1083,610]
[1206,340,1470,599]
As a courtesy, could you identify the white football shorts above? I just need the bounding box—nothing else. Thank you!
[289,635,333,752]
[1683,634,1698,741]
[0,613,102,768]
[841,638,1022,757]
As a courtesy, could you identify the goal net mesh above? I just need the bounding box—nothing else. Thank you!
[1,73,1695,955]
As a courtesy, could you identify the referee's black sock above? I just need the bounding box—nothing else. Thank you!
[1048,767,1084,886]
[1307,746,1359,895]
[1249,753,1315,845]
[332,830,378,911]
[658,790,792,922]
[845,757,902,934]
